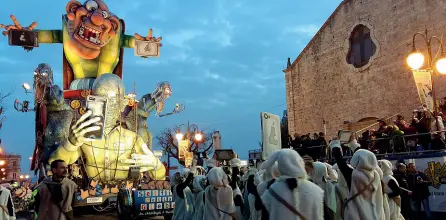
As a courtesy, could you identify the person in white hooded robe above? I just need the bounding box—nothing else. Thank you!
[257,162,279,197]
[171,169,195,220]
[343,149,384,220]
[378,160,404,220]
[192,175,206,220]
[203,167,237,220]
[376,165,391,220]
[261,149,324,220]
[332,163,351,220]
[309,162,337,220]
[246,169,262,220]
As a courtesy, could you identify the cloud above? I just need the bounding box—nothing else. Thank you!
[283,24,319,37]
[165,30,205,49]
[209,98,226,106]
[134,59,167,66]
[204,70,227,82]
[0,57,19,64]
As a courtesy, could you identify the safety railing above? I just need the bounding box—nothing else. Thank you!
[289,130,446,161]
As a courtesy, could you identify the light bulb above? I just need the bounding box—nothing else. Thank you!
[407,52,425,69]
[435,57,446,74]
[176,133,184,140]
[194,133,203,142]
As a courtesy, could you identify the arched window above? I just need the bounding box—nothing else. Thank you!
[347,24,376,68]
[12,161,17,167]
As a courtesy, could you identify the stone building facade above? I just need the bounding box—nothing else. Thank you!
[4,154,21,182]
[284,0,446,138]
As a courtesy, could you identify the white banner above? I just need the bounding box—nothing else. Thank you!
[261,112,281,160]
[412,70,434,112]
[390,155,446,212]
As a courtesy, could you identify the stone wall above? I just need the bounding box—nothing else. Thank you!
[285,0,446,138]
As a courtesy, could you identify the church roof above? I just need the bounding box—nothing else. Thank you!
[283,0,350,72]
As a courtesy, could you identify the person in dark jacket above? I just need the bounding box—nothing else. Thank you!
[393,163,412,220]
[407,163,432,220]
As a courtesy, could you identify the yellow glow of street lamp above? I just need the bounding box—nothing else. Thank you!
[20,175,24,179]
[0,161,5,166]
[435,57,446,74]
[1,178,4,180]
[0,168,4,172]
[194,133,203,142]
[29,157,32,160]
[25,175,29,179]
[176,132,184,140]
[407,52,425,70]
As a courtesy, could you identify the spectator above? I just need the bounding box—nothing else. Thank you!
[407,163,432,220]
[431,133,446,150]
[390,125,405,153]
[317,132,328,159]
[374,119,390,154]
[393,163,412,219]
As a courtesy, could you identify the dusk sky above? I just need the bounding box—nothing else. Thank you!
[0,0,341,173]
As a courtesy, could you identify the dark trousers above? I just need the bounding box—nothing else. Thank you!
[414,198,432,220]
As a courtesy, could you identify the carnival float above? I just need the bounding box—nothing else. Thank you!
[1,0,183,219]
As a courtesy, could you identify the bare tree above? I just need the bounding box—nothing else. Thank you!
[156,126,214,165]
[0,89,13,131]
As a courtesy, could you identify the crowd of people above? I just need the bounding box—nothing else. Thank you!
[287,107,446,161]
[170,136,435,220]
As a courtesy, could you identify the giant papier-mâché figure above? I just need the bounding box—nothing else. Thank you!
[49,73,166,181]
[0,0,161,90]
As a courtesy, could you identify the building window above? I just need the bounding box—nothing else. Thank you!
[12,173,16,179]
[12,161,17,167]
[347,24,376,68]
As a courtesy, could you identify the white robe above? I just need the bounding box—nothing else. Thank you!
[172,185,195,220]
[0,186,15,220]
[261,177,323,220]
[248,193,262,220]
[379,160,404,220]
[345,150,384,220]
[203,185,236,220]
[192,191,205,220]
[311,162,337,214]
[332,164,350,220]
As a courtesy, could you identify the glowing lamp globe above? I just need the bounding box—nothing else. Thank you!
[407,52,425,70]
[194,133,203,142]
[176,133,184,140]
[436,58,446,74]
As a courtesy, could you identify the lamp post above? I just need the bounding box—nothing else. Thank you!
[175,122,204,148]
[175,122,204,166]
[406,29,446,116]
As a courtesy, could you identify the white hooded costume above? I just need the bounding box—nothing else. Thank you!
[379,160,404,220]
[192,175,206,220]
[257,162,280,196]
[376,166,390,220]
[246,169,262,220]
[332,163,352,220]
[345,149,384,220]
[325,163,339,182]
[172,169,195,220]
[310,162,337,216]
[0,185,15,220]
[203,167,236,220]
[261,149,324,220]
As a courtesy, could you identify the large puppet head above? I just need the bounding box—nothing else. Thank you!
[65,0,121,59]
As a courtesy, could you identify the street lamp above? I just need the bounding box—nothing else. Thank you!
[407,29,446,115]
[20,175,24,179]
[175,122,204,143]
[22,83,32,94]
[0,160,5,166]
[25,175,29,179]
